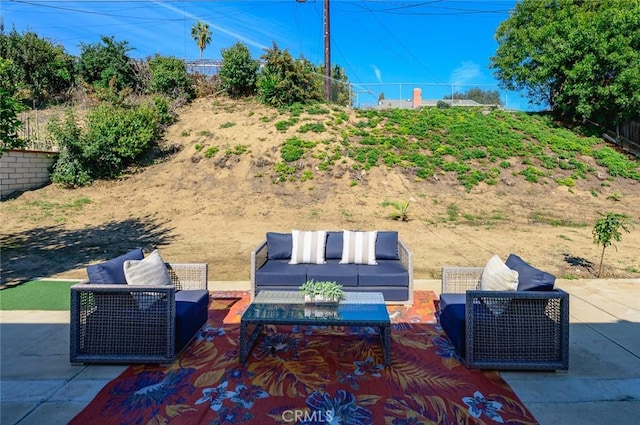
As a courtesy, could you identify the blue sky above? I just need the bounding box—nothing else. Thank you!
[2,0,530,109]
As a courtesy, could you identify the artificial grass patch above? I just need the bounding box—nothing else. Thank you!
[0,280,78,310]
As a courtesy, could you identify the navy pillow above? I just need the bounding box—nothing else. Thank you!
[376,231,399,260]
[506,254,555,291]
[86,248,144,284]
[266,232,292,260]
[325,231,343,259]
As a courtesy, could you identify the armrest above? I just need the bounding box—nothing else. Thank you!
[398,238,413,305]
[441,266,483,293]
[166,263,208,291]
[250,240,268,299]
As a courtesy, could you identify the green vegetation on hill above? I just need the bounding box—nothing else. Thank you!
[271,105,639,190]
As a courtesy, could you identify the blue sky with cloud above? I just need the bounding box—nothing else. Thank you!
[2,0,530,109]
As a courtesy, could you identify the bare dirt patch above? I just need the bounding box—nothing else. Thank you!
[2,97,639,285]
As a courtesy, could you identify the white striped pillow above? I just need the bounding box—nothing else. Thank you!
[289,230,327,264]
[339,230,378,265]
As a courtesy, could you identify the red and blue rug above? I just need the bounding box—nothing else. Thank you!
[70,291,538,424]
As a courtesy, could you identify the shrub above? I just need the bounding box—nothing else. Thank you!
[49,99,169,186]
[148,55,194,100]
[219,42,259,98]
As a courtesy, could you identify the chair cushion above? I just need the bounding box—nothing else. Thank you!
[325,231,344,260]
[256,260,309,286]
[375,231,399,260]
[357,260,409,287]
[266,232,292,260]
[480,254,519,292]
[124,250,173,309]
[86,248,144,284]
[306,261,359,287]
[439,297,466,357]
[340,230,378,265]
[506,254,556,291]
[289,230,327,264]
[175,289,209,352]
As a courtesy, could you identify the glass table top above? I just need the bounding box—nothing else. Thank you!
[242,290,390,324]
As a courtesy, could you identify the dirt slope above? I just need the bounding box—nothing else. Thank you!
[1,97,639,285]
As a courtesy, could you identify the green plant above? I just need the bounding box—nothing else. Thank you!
[300,280,344,301]
[219,41,259,98]
[181,130,191,137]
[280,137,316,162]
[446,203,459,222]
[607,191,622,201]
[298,122,326,133]
[592,212,633,277]
[219,121,236,129]
[382,200,410,222]
[205,146,219,158]
[194,143,203,152]
[147,54,194,100]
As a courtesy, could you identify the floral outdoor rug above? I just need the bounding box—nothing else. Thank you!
[70,291,538,424]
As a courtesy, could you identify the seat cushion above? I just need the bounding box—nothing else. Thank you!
[357,260,409,287]
[506,254,556,291]
[175,290,209,352]
[255,260,309,286]
[87,248,144,284]
[439,296,466,357]
[306,261,358,287]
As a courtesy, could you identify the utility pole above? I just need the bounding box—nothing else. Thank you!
[323,0,331,102]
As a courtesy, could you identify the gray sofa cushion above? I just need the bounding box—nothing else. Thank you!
[376,231,399,260]
[506,254,555,291]
[255,259,308,286]
[266,232,292,260]
[357,260,409,287]
[306,261,359,287]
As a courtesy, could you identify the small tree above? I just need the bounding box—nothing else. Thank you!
[219,42,259,98]
[0,58,26,155]
[592,212,633,277]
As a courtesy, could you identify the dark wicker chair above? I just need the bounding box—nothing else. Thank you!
[440,266,569,370]
[70,263,208,364]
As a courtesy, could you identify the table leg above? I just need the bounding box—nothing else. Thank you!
[379,324,392,366]
[239,322,263,364]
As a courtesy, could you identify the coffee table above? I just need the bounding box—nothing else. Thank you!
[240,290,392,366]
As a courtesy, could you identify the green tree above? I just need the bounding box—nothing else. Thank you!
[77,36,137,93]
[148,55,194,100]
[0,58,26,154]
[191,21,212,63]
[257,42,322,107]
[592,212,633,277]
[219,42,259,98]
[327,64,352,106]
[490,0,640,124]
[0,29,75,105]
[445,87,502,106]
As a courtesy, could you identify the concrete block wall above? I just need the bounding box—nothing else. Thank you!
[0,150,58,199]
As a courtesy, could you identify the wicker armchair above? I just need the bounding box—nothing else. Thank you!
[70,263,208,364]
[440,266,569,370]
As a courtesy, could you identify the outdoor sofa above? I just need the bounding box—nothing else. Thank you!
[439,254,569,370]
[251,230,413,304]
[70,248,209,364]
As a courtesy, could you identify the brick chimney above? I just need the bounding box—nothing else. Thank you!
[412,88,422,109]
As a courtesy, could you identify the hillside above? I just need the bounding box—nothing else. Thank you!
[1,97,639,285]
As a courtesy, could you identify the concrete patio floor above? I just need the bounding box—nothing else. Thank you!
[1,278,639,424]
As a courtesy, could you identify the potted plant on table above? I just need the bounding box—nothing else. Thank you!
[300,280,344,304]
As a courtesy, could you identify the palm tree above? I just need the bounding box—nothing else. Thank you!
[191,21,212,66]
